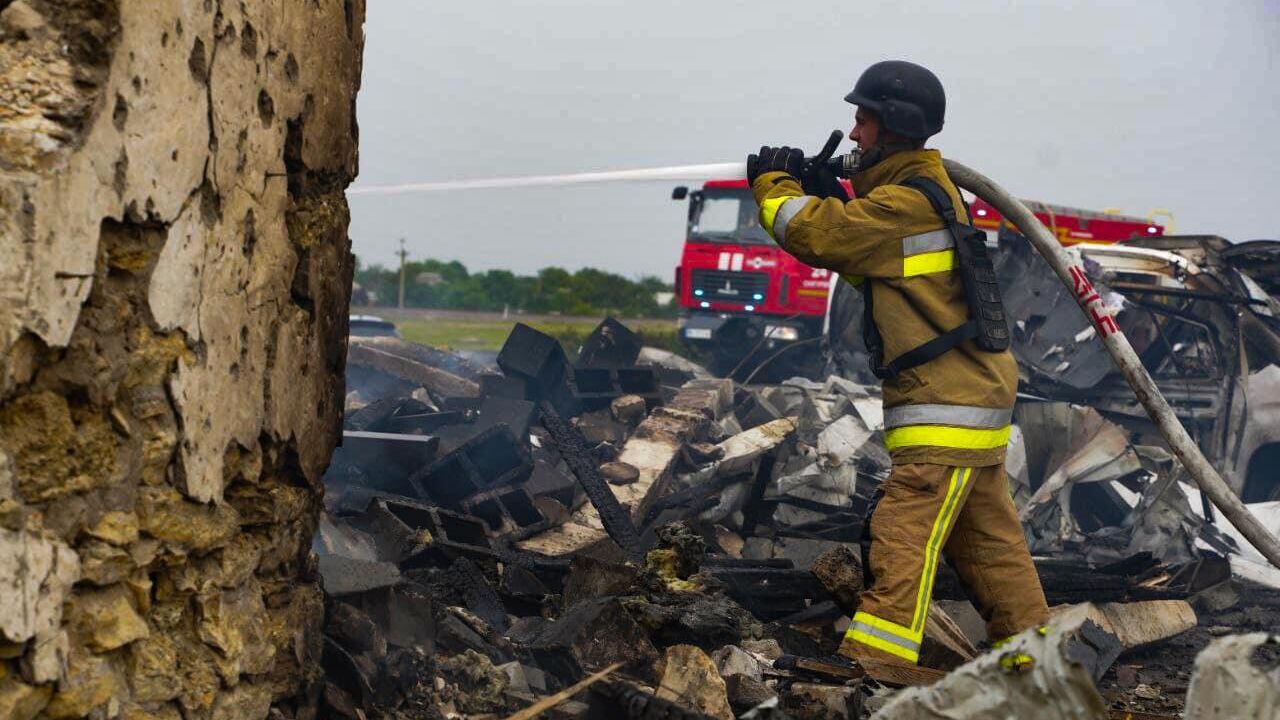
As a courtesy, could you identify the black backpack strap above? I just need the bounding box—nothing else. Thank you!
[867,175,987,379]
[899,176,959,224]
[877,320,977,379]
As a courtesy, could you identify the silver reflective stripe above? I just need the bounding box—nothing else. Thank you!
[901,228,954,256]
[773,195,816,243]
[883,404,1014,429]
[848,621,921,653]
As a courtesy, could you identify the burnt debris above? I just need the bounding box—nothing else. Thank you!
[317,313,1280,719]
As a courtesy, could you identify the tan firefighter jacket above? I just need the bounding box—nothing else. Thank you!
[751,149,1017,467]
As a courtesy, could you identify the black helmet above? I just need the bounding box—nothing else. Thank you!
[845,60,945,139]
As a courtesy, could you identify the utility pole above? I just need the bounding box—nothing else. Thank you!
[396,238,407,310]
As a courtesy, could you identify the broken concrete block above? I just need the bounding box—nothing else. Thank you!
[497,323,578,417]
[474,394,538,442]
[337,430,439,492]
[672,378,734,420]
[655,644,735,720]
[712,644,763,682]
[716,418,796,477]
[933,599,988,647]
[379,500,496,569]
[569,367,661,410]
[344,395,441,432]
[348,342,480,399]
[705,565,827,622]
[811,545,862,616]
[326,602,387,660]
[610,394,648,425]
[872,618,1116,719]
[575,408,629,445]
[785,682,862,720]
[816,415,871,467]
[561,555,640,609]
[599,461,640,486]
[316,555,401,597]
[526,597,658,684]
[410,424,532,506]
[479,373,529,400]
[637,346,712,379]
[1183,632,1280,720]
[920,603,979,671]
[578,317,643,368]
[724,674,778,714]
[736,391,783,431]
[741,638,785,662]
[1049,600,1196,654]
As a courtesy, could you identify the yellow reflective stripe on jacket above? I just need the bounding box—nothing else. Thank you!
[773,196,815,243]
[912,466,973,632]
[844,611,921,662]
[758,195,794,240]
[759,194,815,243]
[884,424,1012,451]
[902,249,957,277]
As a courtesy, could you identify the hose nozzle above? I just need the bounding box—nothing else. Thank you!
[825,150,863,178]
[804,129,862,179]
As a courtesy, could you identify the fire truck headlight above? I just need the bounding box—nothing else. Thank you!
[700,301,710,308]
[1147,226,1158,234]
[765,325,800,341]
[694,289,704,296]
[744,305,755,312]
[752,293,764,301]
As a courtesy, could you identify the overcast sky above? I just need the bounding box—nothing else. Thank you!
[348,0,1280,279]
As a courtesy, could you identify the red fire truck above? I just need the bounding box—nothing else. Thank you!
[671,179,1164,377]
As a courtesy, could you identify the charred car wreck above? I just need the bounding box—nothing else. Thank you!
[829,234,1280,504]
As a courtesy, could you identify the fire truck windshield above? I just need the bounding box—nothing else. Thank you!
[690,190,772,245]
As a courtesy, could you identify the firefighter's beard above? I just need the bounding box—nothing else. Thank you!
[854,140,917,173]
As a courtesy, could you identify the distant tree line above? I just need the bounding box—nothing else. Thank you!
[353,257,676,318]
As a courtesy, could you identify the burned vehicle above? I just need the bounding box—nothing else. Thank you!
[827,234,1280,502]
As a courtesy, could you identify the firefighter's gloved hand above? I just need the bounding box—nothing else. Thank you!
[799,163,851,202]
[747,146,804,186]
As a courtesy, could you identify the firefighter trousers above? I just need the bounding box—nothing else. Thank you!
[841,462,1049,664]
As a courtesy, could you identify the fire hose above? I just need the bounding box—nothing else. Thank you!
[941,158,1280,571]
[348,155,1280,571]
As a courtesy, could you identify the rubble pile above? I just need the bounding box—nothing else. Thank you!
[314,318,1280,719]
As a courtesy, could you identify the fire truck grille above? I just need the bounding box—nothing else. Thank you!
[690,270,770,303]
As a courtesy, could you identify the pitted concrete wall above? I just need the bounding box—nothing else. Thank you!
[0,1,364,718]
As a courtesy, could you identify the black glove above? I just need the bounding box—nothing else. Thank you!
[797,130,850,201]
[799,162,851,202]
[746,145,804,185]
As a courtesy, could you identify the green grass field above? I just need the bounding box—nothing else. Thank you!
[384,314,681,355]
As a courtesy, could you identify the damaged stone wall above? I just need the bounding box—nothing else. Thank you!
[0,1,364,717]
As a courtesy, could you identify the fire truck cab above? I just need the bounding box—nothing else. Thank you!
[671,179,829,376]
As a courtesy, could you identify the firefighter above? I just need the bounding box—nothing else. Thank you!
[746,60,1049,665]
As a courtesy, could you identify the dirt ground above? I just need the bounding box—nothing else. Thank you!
[1098,579,1280,716]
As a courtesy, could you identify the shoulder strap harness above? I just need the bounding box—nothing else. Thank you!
[861,176,1010,380]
